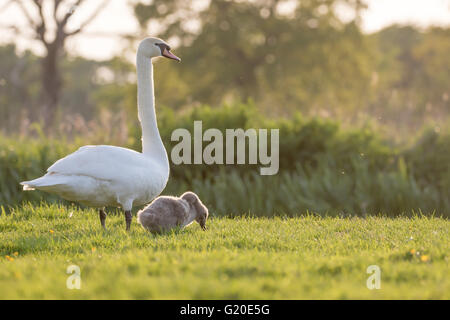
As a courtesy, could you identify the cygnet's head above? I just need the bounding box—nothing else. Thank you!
[181,191,209,231]
[138,37,181,61]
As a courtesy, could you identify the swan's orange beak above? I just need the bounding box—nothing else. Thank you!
[162,47,181,62]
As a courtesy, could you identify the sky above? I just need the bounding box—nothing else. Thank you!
[0,0,449,60]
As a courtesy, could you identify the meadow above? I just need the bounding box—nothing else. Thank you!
[0,204,448,299]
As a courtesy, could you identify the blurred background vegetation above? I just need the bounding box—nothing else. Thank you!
[0,0,448,217]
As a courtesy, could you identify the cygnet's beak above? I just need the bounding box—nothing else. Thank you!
[162,47,181,62]
[200,222,207,231]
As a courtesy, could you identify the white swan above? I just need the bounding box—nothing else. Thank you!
[21,37,180,230]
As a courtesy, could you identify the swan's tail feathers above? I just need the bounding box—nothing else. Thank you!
[20,174,69,192]
[21,182,36,191]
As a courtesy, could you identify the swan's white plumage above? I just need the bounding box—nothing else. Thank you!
[21,145,169,210]
[48,145,155,180]
[20,37,173,212]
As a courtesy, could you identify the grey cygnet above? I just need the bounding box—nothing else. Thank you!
[137,191,209,234]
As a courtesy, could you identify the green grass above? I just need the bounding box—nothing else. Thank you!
[0,204,448,299]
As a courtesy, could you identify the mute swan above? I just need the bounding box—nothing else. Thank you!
[21,37,180,230]
[137,191,209,234]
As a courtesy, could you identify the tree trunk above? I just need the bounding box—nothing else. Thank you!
[41,43,62,131]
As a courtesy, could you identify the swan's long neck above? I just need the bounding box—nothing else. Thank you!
[136,52,168,167]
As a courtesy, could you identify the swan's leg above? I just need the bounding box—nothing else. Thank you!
[99,209,107,229]
[124,210,132,231]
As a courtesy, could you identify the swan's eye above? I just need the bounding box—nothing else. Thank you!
[155,43,170,51]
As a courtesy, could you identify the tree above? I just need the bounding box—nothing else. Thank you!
[133,0,372,114]
[10,0,108,130]
[0,44,41,133]
[370,26,450,131]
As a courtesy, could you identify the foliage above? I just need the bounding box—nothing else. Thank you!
[0,134,69,206]
[368,26,450,133]
[1,18,449,137]
[132,1,449,134]
[1,104,448,216]
[163,158,449,217]
[0,45,41,132]
[403,128,450,193]
[137,103,395,181]
[6,0,114,129]
[0,205,449,299]
[0,47,135,136]
[135,0,373,112]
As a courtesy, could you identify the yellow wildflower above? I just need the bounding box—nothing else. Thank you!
[420,255,430,262]
[5,255,14,262]
[13,252,19,257]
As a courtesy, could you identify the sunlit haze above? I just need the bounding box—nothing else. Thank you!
[0,0,449,60]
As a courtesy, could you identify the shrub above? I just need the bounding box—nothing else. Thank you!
[0,103,448,217]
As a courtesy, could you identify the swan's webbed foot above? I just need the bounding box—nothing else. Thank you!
[125,210,132,231]
[99,209,107,229]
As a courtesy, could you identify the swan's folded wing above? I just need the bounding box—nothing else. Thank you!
[47,145,150,181]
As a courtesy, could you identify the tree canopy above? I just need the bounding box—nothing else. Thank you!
[0,0,448,138]
[134,0,372,113]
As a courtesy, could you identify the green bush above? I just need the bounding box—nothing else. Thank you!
[0,135,70,206]
[163,158,448,217]
[131,103,395,182]
[0,103,448,217]
[404,128,450,192]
